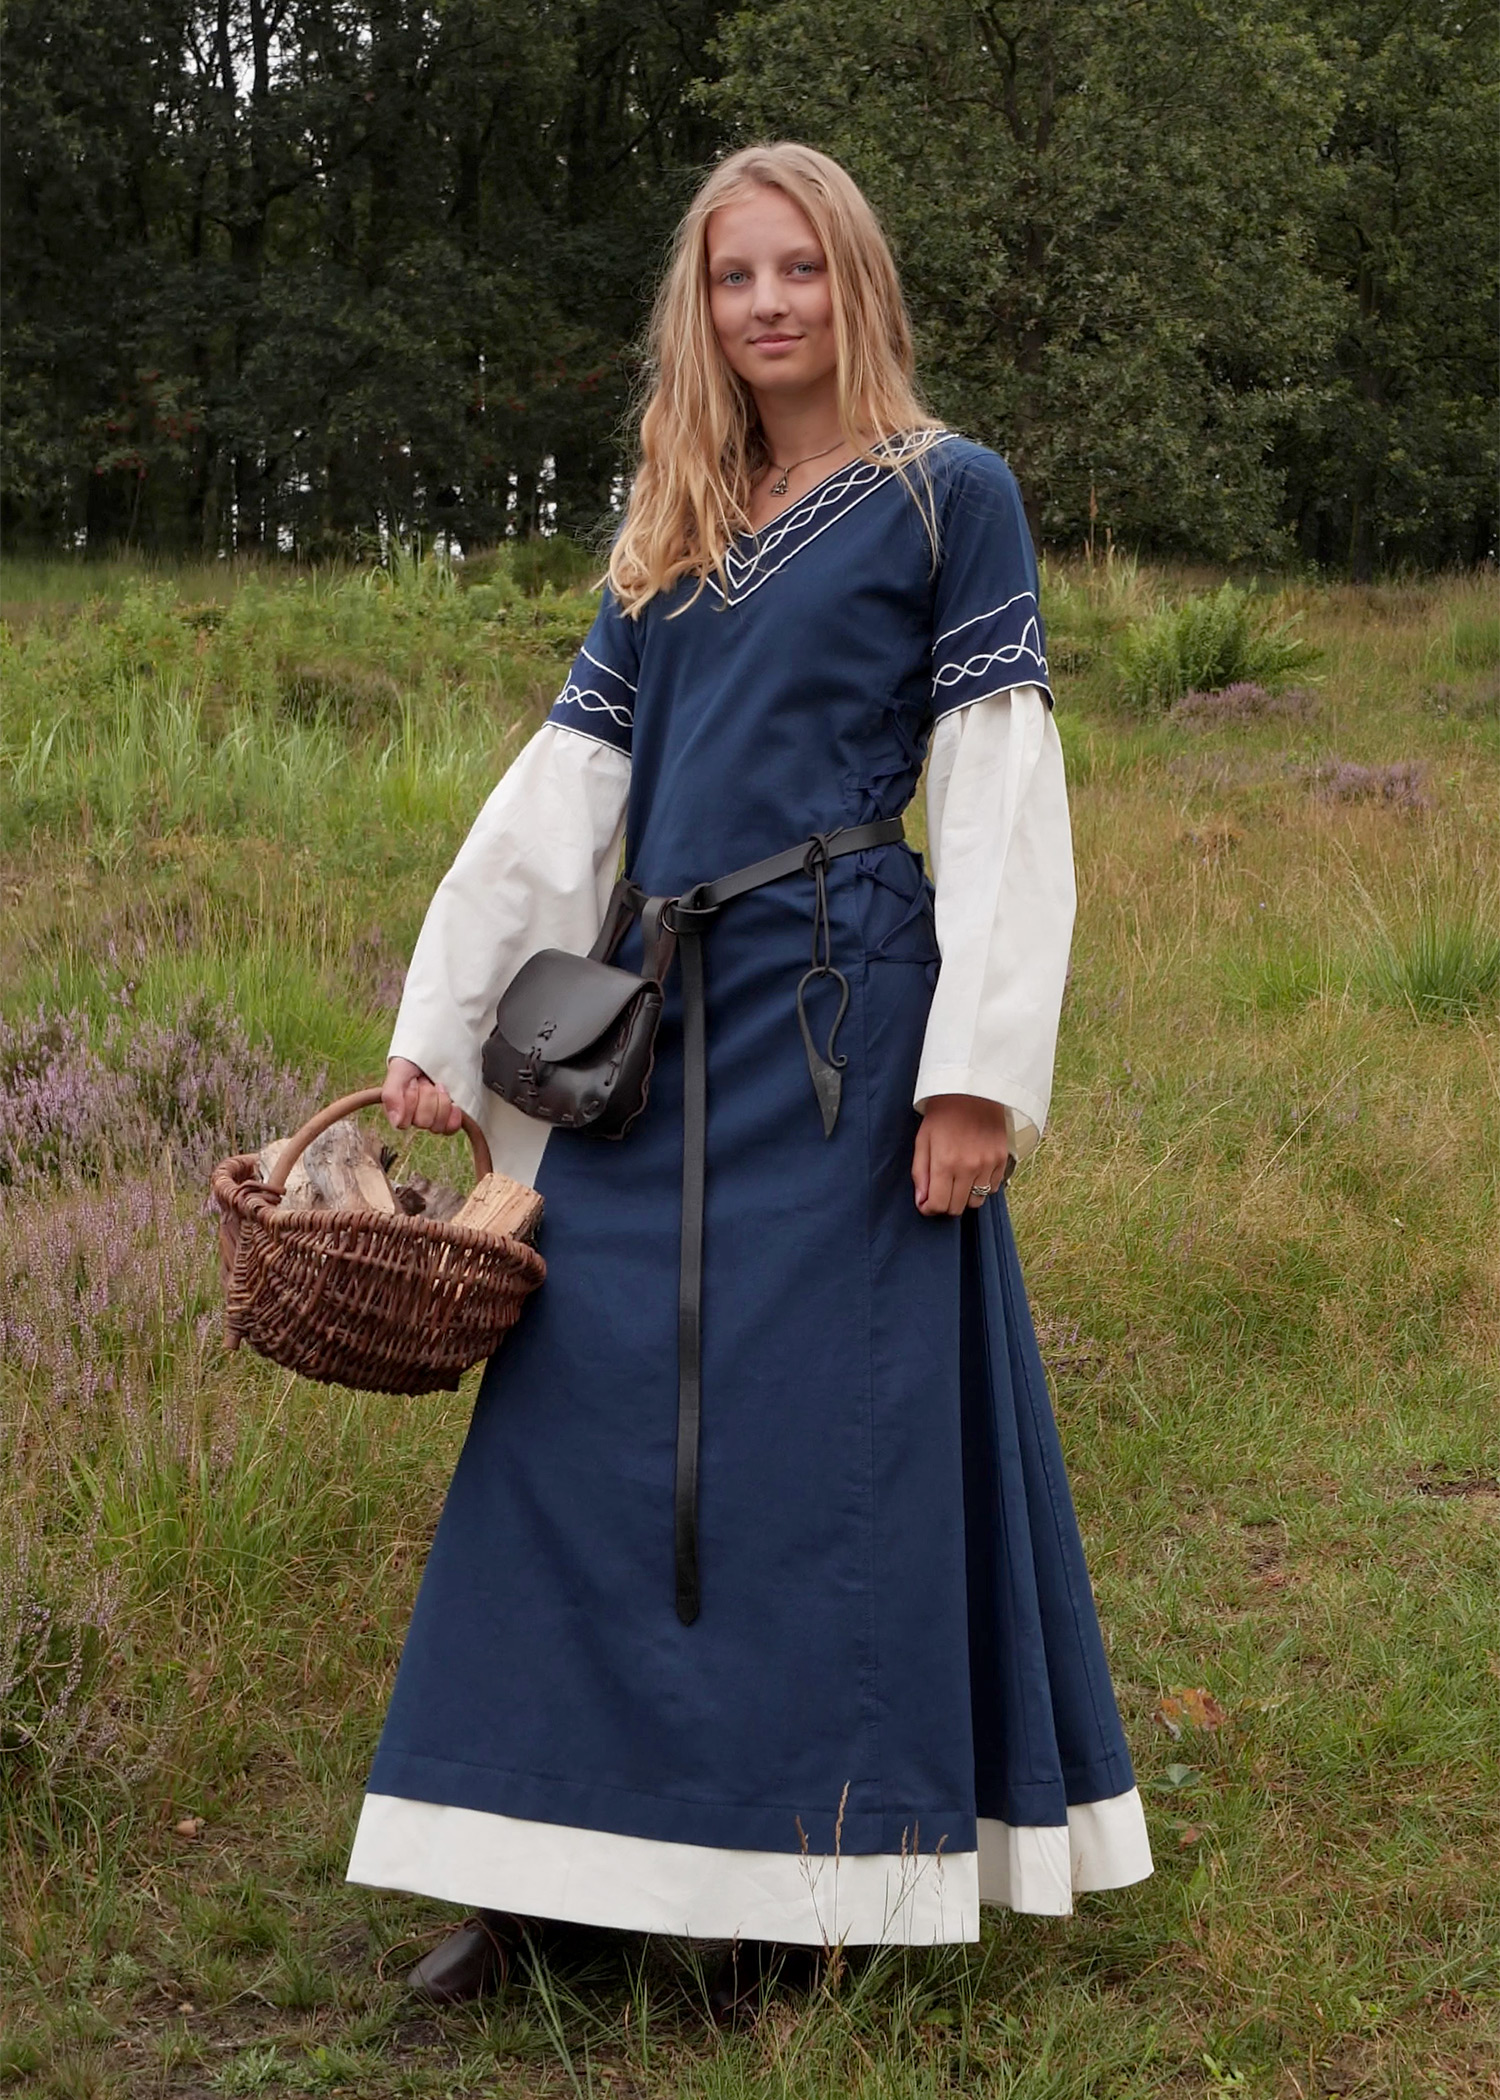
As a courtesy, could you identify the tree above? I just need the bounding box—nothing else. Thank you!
[1277,0,1499,575]
[1,0,205,550]
[1,0,728,556]
[710,0,1343,561]
[3,0,1494,565]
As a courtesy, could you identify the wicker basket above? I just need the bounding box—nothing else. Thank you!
[211,1088,545,1394]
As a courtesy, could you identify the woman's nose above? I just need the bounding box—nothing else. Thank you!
[750,273,790,320]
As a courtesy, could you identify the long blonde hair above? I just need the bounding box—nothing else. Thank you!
[608,142,943,614]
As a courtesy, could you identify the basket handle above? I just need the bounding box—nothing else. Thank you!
[263,1087,494,1196]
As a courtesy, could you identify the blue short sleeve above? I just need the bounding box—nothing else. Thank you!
[546,586,639,756]
[930,446,1051,717]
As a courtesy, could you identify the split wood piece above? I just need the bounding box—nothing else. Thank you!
[349,1150,399,1214]
[256,1121,397,1214]
[451,1171,544,1243]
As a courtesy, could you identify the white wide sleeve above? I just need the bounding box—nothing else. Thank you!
[389,722,630,1183]
[914,685,1075,1165]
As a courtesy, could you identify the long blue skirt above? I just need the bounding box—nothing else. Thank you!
[368,859,1137,1863]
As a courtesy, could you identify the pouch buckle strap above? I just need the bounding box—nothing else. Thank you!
[661,886,721,936]
[588,879,646,966]
[639,896,677,986]
[562,877,701,1624]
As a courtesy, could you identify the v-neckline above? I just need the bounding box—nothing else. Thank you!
[707,431,957,609]
[736,430,952,545]
[740,451,866,543]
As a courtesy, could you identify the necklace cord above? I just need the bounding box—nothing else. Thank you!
[763,436,846,498]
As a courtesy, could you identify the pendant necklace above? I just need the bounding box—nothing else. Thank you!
[765,438,846,498]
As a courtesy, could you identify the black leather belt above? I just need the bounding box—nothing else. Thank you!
[603,815,906,1624]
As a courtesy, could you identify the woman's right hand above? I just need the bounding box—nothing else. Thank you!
[382,1056,464,1134]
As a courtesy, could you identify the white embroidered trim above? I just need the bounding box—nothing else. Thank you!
[712,431,957,608]
[553,684,633,729]
[933,589,1043,651]
[550,642,637,739]
[932,619,1049,699]
[578,644,637,693]
[347,1787,1152,1944]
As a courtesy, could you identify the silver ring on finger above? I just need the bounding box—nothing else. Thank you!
[968,1182,993,1206]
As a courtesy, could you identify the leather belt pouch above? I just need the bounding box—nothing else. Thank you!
[481,949,662,1138]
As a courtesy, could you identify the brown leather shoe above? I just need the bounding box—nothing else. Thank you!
[708,1939,823,2028]
[406,1911,527,2004]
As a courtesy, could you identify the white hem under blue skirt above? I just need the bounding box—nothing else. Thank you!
[347,1786,1152,1944]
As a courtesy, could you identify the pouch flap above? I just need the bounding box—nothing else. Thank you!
[493,949,651,1061]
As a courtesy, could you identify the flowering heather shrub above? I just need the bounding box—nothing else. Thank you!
[0,1170,215,1791]
[1422,677,1500,722]
[122,1000,323,1170]
[1312,759,1430,811]
[0,1010,137,1183]
[0,1516,135,1793]
[0,1054,287,1790]
[0,998,323,1185]
[1172,682,1319,727]
[0,1174,215,1428]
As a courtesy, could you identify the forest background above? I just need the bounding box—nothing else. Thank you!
[3,0,1497,578]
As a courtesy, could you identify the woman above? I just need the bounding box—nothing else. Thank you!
[349,142,1152,2012]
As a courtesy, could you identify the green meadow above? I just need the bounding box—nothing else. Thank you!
[2,552,1497,2098]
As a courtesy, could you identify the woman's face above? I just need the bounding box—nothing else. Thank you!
[706,186,836,402]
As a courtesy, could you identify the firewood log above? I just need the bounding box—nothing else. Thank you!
[450,1171,544,1242]
[256,1123,397,1214]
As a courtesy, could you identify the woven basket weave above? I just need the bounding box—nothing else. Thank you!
[211,1088,545,1394]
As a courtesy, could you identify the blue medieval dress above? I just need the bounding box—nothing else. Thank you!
[346,434,1153,1942]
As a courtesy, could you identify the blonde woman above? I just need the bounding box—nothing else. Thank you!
[350,142,1152,2017]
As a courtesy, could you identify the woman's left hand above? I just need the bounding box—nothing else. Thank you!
[912,1094,1009,1217]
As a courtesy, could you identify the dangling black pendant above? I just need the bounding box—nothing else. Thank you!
[796,964,850,1138]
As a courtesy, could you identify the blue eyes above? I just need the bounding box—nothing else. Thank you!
[716,262,821,286]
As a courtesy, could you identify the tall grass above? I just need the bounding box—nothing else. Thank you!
[0,564,587,872]
[1367,911,1500,1018]
[3,561,1498,2098]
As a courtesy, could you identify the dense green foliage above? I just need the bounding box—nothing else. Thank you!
[714,0,1497,571]
[717,0,1343,561]
[1275,0,1500,572]
[2,1,1496,568]
[2,0,720,556]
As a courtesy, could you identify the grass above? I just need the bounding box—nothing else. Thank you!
[2,551,1499,2097]
[1367,912,1500,1020]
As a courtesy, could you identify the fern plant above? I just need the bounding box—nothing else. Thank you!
[1115,583,1319,713]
